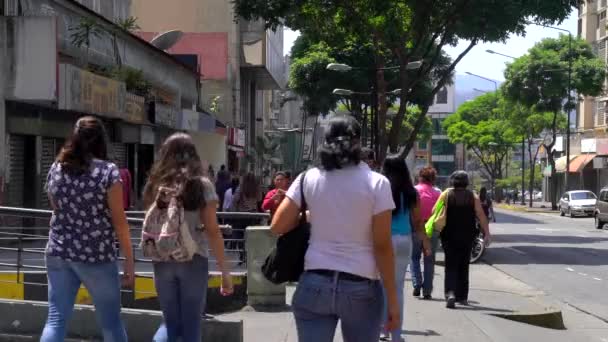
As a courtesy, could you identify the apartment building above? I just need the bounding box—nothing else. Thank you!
[131,0,286,173]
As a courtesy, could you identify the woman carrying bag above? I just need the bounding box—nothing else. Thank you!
[271,116,399,342]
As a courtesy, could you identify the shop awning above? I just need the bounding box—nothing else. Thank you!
[555,155,578,173]
[568,154,596,173]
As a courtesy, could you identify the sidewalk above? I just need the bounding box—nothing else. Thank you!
[219,253,608,341]
[495,201,558,214]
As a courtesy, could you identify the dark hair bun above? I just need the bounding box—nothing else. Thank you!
[318,116,362,171]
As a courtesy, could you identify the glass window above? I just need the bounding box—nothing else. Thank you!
[434,161,456,176]
[571,192,597,200]
[431,139,456,155]
[418,141,428,150]
[435,87,448,104]
[432,118,445,135]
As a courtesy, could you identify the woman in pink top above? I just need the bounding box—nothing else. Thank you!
[412,166,441,299]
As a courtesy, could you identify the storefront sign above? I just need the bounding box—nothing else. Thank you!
[594,157,608,169]
[180,109,200,131]
[228,128,246,147]
[59,64,126,118]
[581,139,597,153]
[154,103,178,128]
[597,138,608,155]
[124,93,146,124]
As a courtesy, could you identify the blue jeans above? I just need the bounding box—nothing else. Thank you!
[41,256,127,342]
[411,232,439,296]
[292,271,384,342]
[382,234,412,342]
[152,254,209,342]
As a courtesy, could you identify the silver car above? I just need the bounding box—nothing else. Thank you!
[559,191,597,218]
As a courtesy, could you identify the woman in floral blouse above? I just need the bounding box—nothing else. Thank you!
[42,116,134,342]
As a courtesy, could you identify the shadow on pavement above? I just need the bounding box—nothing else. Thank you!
[492,234,608,244]
[402,329,441,337]
[485,245,608,265]
[493,211,545,225]
[456,304,514,313]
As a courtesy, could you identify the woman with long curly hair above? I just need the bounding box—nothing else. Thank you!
[42,116,134,341]
[143,133,233,341]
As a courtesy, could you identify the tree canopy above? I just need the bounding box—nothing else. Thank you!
[444,92,517,186]
[502,34,604,208]
[235,0,578,160]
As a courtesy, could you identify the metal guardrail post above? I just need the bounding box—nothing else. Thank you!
[16,234,22,284]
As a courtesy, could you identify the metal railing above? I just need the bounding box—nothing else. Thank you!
[0,206,269,300]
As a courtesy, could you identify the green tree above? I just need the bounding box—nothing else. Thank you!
[234,0,578,161]
[503,34,605,209]
[444,92,517,193]
[502,100,566,207]
[69,17,106,68]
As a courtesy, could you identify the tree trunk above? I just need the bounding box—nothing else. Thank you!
[376,68,389,163]
[528,144,535,208]
[548,152,558,210]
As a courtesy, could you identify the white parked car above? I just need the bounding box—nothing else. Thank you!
[559,191,597,218]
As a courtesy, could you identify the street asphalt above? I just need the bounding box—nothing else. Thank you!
[485,208,608,324]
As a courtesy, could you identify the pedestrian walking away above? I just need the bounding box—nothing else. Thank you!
[271,115,400,342]
[142,133,233,342]
[412,166,441,300]
[381,156,431,342]
[41,116,134,342]
[479,187,496,223]
[440,171,491,309]
[230,172,263,264]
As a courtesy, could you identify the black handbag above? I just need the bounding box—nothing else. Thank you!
[261,172,310,284]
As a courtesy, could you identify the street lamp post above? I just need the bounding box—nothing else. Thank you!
[327,61,422,157]
[485,51,525,205]
[465,71,498,91]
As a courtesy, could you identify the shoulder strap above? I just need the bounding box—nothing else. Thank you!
[299,171,307,214]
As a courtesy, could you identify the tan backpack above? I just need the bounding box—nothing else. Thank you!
[140,186,198,262]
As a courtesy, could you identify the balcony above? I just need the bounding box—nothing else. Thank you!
[240,20,287,90]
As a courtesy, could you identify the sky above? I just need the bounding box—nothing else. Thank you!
[283,12,578,82]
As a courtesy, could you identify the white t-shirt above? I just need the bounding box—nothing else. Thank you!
[286,162,395,279]
[223,188,234,211]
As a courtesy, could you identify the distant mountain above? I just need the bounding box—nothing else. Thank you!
[455,74,503,108]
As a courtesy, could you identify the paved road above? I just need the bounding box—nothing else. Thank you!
[485,208,608,322]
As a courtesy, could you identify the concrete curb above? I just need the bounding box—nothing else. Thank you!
[0,299,243,341]
[495,204,559,214]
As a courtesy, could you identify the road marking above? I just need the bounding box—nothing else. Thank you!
[536,228,554,232]
[578,272,588,276]
[593,277,603,281]
[566,267,575,272]
[506,247,527,255]
[575,235,587,238]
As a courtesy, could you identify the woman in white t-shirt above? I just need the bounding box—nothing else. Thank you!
[272,115,399,342]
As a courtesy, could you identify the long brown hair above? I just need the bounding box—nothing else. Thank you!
[56,116,108,174]
[143,133,206,210]
[240,172,259,199]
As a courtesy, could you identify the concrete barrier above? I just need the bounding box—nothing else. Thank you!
[0,271,247,314]
[245,226,286,306]
[0,299,243,341]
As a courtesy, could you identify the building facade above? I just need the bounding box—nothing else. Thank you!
[413,83,463,187]
[1,0,201,209]
[131,0,286,174]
